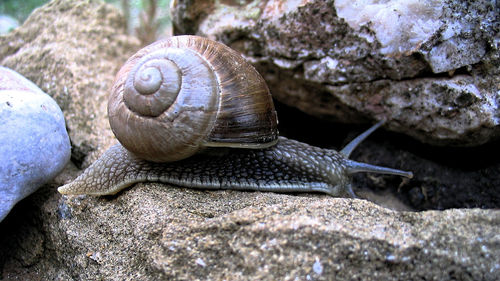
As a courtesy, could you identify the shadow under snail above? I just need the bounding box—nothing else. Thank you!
[58,35,412,197]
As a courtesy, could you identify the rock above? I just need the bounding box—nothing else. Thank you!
[0,66,70,222]
[0,0,141,168]
[2,184,500,280]
[0,14,19,35]
[171,0,500,146]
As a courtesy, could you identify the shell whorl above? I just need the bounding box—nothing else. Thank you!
[108,36,278,163]
[124,53,182,117]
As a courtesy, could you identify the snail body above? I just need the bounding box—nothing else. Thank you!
[58,35,412,197]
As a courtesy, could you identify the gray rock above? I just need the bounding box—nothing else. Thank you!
[0,0,141,168]
[0,66,70,221]
[0,14,19,35]
[171,0,500,146]
[5,184,500,281]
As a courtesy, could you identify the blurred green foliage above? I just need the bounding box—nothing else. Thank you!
[0,0,171,43]
[106,0,172,44]
[0,0,49,22]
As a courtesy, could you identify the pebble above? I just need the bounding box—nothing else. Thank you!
[0,14,19,34]
[0,66,71,222]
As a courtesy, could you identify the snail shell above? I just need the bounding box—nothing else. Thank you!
[109,35,278,162]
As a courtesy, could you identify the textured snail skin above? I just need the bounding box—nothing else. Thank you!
[58,125,413,197]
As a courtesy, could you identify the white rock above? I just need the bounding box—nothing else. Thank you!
[0,66,71,222]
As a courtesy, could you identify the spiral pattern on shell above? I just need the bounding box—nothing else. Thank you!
[108,36,278,162]
[124,54,182,117]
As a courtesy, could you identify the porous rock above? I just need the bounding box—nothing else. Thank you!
[171,0,500,146]
[0,0,141,168]
[0,66,70,222]
[2,184,499,280]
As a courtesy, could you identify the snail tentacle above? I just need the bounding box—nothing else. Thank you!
[345,160,413,178]
[340,121,384,157]
[340,121,413,178]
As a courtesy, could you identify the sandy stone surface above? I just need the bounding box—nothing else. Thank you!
[1,183,499,280]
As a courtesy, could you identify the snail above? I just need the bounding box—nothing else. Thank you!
[58,35,412,197]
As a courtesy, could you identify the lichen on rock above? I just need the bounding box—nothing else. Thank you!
[172,0,500,146]
[335,0,444,55]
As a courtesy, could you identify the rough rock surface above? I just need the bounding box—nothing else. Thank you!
[0,66,70,222]
[0,0,141,168]
[1,0,499,280]
[171,0,500,146]
[1,184,499,280]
